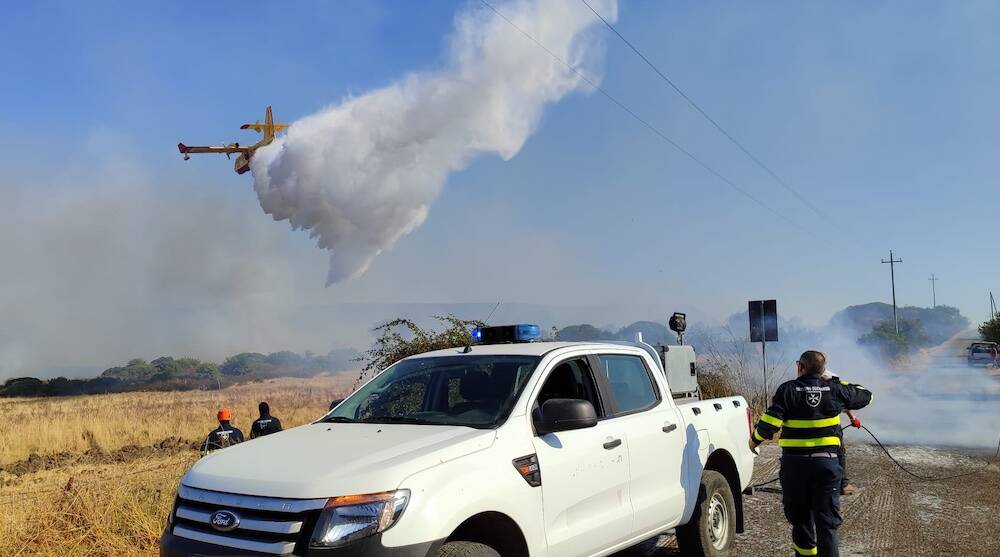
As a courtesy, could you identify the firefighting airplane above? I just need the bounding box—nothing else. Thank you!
[177,106,288,174]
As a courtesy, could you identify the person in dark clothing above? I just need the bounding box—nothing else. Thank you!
[822,370,862,496]
[250,401,283,439]
[203,407,245,453]
[750,351,873,557]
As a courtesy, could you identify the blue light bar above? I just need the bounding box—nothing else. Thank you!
[472,324,542,344]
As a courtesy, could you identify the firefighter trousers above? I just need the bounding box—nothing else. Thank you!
[779,455,843,556]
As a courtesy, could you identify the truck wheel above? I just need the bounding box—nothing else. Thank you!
[676,470,737,556]
[435,541,501,557]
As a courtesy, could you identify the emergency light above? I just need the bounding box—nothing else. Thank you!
[471,324,541,344]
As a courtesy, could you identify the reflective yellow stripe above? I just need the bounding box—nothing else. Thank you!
[759,413,783,427]
[784,416,841,428]
[753,429,765,442]
[792,543,818,555]
[779,436,841,448]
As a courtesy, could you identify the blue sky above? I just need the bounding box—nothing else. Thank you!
[1,1,998,375]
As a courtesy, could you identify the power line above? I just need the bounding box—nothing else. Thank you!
[478,0,811,235]
[580,0,836,226]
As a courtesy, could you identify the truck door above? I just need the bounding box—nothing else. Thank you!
[596,353,687,534]
[530,356,633,557]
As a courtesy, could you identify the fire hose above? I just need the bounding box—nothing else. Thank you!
[750,420,1000,492]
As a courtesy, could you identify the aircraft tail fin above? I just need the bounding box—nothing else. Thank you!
[263,106,275,142]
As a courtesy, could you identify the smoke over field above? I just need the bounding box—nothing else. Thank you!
[699,320,1000,449]
[822,330,1000,449]
[251,0,617,284]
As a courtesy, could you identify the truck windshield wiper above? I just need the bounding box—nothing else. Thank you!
[359,416,442,426]
[321,416,358,423]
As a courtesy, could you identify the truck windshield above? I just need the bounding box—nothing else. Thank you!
[323,355,541,428]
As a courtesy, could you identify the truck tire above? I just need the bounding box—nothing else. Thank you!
[435,541,502,557]
[676,470,737,556]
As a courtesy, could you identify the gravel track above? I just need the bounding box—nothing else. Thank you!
[618,442,1000,556]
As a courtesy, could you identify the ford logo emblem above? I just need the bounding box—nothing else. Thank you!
[210,510,240,532]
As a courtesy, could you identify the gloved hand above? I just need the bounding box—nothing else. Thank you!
[851,417,862,429]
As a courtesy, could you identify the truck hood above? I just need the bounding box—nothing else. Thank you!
[182,423,496,498]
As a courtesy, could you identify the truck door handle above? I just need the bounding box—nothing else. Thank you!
[603,438,622,450]
[662,423,677,433]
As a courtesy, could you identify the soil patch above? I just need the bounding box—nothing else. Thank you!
[0,436,198,477]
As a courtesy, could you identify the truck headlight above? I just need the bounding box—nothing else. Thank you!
[309,490,410,549]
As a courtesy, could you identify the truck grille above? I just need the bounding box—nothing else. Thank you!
[171,484,327,555]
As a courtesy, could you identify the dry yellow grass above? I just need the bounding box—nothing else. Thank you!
[2,454,196,557]
[0,375,354,466]
[0,375,355,556]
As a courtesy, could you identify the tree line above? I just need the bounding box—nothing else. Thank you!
[0,349,358,398]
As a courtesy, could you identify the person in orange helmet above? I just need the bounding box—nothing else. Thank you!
[202,407,245,454]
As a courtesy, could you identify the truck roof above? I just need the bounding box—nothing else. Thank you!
[409,341,646,359]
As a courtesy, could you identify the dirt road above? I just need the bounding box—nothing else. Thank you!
[619,441,1000,556]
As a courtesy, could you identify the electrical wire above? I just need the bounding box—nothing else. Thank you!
[858,424,1000,483]
[478,0,813,236]
[580,0,837,227]
[750,425,1000,491]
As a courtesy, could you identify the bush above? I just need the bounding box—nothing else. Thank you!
[980,316,1000,344]
[221,353,268,376]
[354,315,482,386]
[858,318,930,361]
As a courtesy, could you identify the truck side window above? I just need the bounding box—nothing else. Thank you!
[599,355,660,415]
[535,357,604,417]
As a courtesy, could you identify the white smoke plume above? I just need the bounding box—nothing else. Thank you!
[251,0,617,284]
[820,329,1000,449]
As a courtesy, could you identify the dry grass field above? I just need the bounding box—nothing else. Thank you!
[0,375,353,557]
[2,369,997,557]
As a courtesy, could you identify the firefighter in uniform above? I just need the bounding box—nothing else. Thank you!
[250,401,283,439]
[749,351,872,557]
[202,407,245,454]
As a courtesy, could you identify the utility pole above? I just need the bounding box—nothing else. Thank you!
[881,250,903,334]
[928,274,939,307]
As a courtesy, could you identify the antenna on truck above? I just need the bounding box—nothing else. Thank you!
[462,299,502,353]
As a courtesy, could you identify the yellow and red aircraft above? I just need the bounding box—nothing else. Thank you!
[177,106,288,174]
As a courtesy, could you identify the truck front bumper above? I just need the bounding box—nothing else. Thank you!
[160,530,442,557]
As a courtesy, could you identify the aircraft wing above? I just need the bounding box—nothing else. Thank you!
[240,123,289,133]
[177,143,252,155]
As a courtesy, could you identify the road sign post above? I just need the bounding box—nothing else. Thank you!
[749,300,778,396]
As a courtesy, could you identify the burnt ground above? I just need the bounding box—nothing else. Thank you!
[0,436,197,481]
[616,442,1000,557]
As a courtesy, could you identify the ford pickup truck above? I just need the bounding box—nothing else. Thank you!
[161,324,756,557]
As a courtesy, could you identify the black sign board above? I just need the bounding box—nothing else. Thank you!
[749,300,778,342]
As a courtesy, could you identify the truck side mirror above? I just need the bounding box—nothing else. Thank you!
[535,398,598,435]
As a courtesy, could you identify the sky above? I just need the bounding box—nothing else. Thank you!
[1,0,998,378]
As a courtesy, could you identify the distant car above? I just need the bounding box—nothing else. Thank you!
[967,342,998,366]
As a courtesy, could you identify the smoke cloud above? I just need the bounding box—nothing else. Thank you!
[251,0,617,284]
[750,324,999,449]
[819,329,1000,449]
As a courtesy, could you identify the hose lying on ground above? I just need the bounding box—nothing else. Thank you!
[750,425,1000,491]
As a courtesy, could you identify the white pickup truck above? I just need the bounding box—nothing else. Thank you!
[161,325,755,557]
